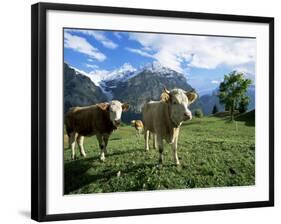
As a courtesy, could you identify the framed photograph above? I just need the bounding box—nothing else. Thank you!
[31,2,274,222]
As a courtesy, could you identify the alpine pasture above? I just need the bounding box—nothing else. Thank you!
[64,115,255,195]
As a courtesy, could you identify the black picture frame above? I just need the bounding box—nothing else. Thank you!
[31,2,274,222]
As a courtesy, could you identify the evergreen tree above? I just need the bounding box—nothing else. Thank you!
[212,104,218,114]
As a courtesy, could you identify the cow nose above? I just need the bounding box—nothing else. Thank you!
[115,119,121,126]
[184,112,192,120]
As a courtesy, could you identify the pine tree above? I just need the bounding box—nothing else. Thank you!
[212,104,218,114]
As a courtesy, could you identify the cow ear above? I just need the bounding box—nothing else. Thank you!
[160,88,170,102]
[97,102,110,111]
[122,103,130,111]
[186,91,198,104]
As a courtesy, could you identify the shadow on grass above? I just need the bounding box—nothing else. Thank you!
[244,120,255,127]
[64,157,156,194]
[64,149,180,194]
[64,147,142,161]
[64,147,146,193]
[108,137,122,141]
[106,148,141,157]
[223,116,255,127]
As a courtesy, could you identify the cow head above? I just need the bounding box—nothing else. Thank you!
[97,100,129,128]
[161,88,198,126]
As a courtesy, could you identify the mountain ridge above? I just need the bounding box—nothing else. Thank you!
[64,61,201,122]
[64,61,255,122]
[64,63,107,113]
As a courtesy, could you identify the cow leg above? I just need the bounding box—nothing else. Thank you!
[69,132,78,160]
[153,134,157,149]
[157,136,164,165]
[172,136,180,165]
[96,134,106,161]
[67,134,71,149]
[103,134,109,155]
[66,127,72,149]
[77,135,86,157]
[144,130,150,151]
[139,129,142,137]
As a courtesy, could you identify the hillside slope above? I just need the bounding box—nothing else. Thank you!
[64,63,107,113]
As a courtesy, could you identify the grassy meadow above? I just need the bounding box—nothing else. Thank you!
[64,116,255,195]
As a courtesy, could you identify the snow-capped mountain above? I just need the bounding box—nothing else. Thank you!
[64,61,255,122]
[87,63,137,87]
[87,61,181,87]
[104,63,138,82]
[84,61,187,101]
[87,69,109,86]
[64,63,107,113]
[107,62,201,122]
[86,63,138,100]
[142,61,180,77]
[64,61,202,122]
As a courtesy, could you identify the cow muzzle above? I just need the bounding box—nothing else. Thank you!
[184,111,192,121]
[113,119,121,128]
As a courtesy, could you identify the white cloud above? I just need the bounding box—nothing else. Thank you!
[64,32,106,61]
[234,64,255,75]
[113,32,123,39]
[86,64,99,69]
[211,80,220,84]
[128,33,256,73]
[66,29,118,49]
[87,58,94,62]
[233,64,256,82]
[126,47,154,58]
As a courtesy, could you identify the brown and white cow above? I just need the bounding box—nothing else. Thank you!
[142,88,198,165]
[65,100,129,161]
[131,120,144,137]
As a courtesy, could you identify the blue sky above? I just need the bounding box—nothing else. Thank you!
[64,28,256,95]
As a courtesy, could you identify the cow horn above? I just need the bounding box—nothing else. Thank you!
[160,88,170,102]
[163,87,170,94]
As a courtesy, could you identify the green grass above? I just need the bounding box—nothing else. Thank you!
[64,116,255,194]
